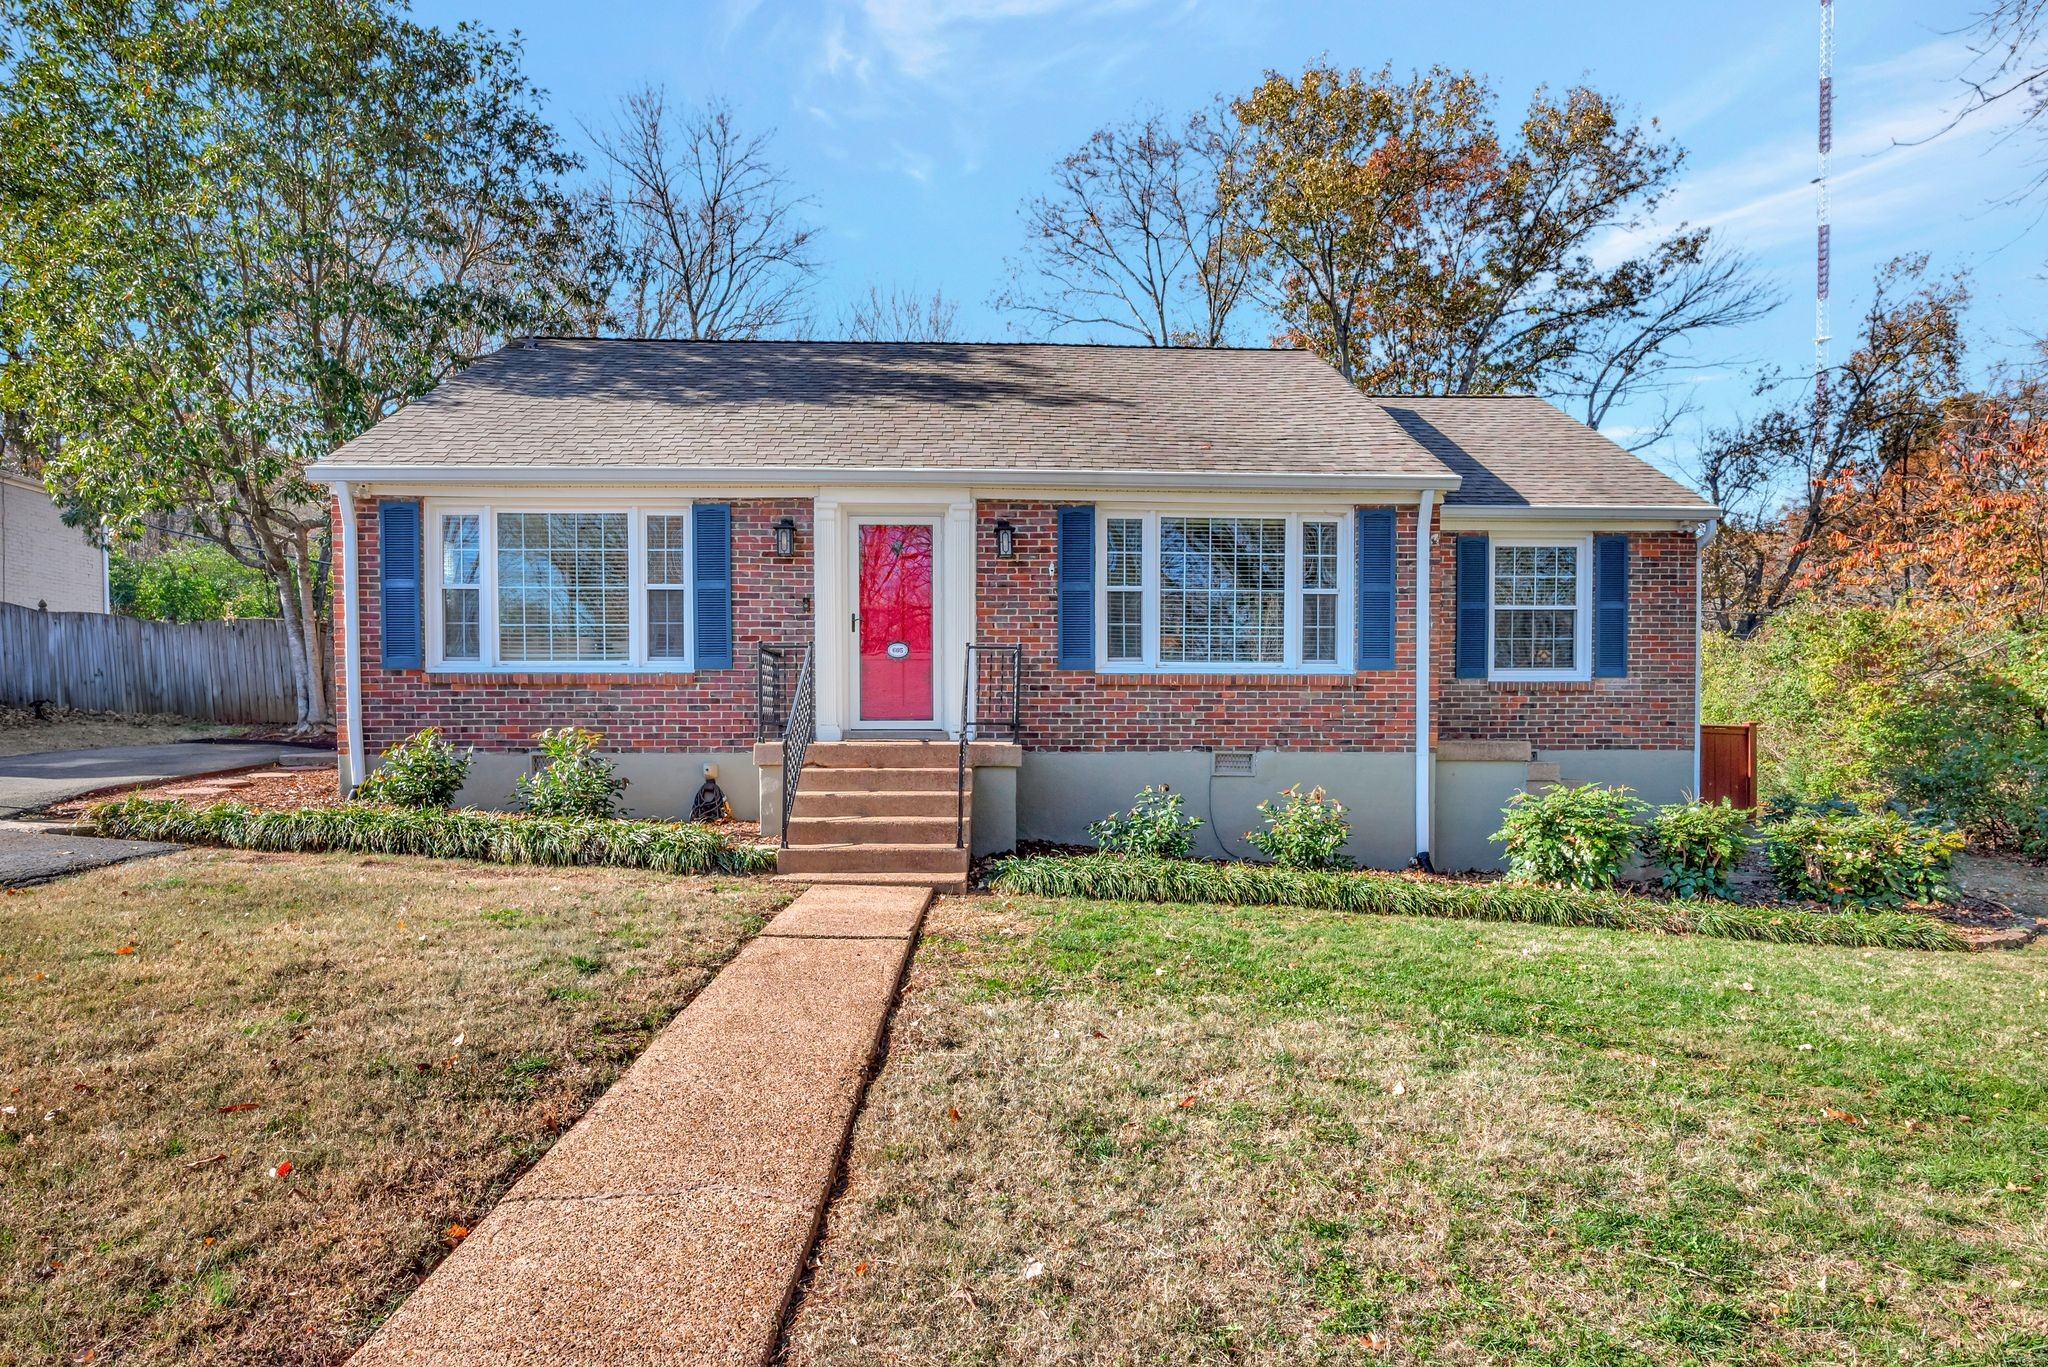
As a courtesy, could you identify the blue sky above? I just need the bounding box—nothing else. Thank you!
[413,0,2043,471]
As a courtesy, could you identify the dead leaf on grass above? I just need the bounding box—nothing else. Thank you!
[1824,1108,1865,1126]
[946,1105,961,1124]
[217,1102,258,1114]
[445,1224,469,1243]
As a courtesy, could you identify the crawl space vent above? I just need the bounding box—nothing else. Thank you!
[1210,750,1257,778]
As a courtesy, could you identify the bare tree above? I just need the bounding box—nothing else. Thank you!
[588,88,820,338]
[996,105,1253,346]
[839,285,962,342]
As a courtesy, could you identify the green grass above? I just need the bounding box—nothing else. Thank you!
[784,892,2048,1365]
[89,795,778,876]
[990,853,1967,950]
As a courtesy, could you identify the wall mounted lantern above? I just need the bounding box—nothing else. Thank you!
[992,518,1016,559]
[772,517,797,558]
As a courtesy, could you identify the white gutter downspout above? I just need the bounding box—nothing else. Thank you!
[1414,490,1439,866]
[334,482,366,795]
[1694,519,1716,798]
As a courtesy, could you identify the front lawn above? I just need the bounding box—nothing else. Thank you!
[787,894,2048,1364]
[0,848,786,1365]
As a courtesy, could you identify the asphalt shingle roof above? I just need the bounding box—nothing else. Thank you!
[1376,395,1712,511]
[315,339,1713,512]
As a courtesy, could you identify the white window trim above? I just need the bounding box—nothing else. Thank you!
[1486,533,1593,683]
[1093,507,1354,675]
[423,498,695,674]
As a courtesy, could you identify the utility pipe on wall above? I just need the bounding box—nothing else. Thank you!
[1414,489,1438,866]
[334,481,366,794]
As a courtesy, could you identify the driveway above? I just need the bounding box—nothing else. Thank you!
[0,824,182,887]
[0,741,305,818]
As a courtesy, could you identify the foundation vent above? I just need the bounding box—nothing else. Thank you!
[1210,750,1257,778]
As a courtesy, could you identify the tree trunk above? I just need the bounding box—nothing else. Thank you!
[292,525,333,728]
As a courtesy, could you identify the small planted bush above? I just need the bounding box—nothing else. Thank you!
[1245,784,1353,870]
[353,727,472,809]
[1763,807,1966,908]
[1492,782,1645,891]
[1639,799,1752,900]
[517,727,626,820]
[1088,786,1203,859]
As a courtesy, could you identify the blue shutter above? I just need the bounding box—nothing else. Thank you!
[1056,505,1095,671]
[1593,533,1629,678]
[1355,507,1397,670]
[378,500,422,669]
[693,503,732,669]
[1454,533,1489,680]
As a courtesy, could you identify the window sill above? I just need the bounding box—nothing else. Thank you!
[1468,677,1597,693]
[418,667,697,686]
[1096,670,1363,690]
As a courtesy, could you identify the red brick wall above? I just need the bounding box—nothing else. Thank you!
[337,495,811,756]
[975,500,1419,752]
[1430,529,1697,750]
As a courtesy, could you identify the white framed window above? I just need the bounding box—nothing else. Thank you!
[1488,536,1591,681]
[424,502,693,672]
[1094,509,1351,673]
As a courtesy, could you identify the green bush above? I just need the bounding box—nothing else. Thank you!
[89,795,775,875]
[1088,786,1203,858]
[110,544,275,622]
[1639,799,1752,900]
[1245,784,1352,869]
[987,854,1963,951]
[516,727,626,819]
[353,727,471,809]
[1492,783,1645,890]
[1762,807,1966,908]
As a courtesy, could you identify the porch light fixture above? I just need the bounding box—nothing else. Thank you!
[772,517,797,558]
[992,518,1016,559]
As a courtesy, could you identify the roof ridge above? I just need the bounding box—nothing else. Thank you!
[517,335,1316,355]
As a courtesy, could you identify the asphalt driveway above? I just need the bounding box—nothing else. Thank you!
[0,824,182,886]
[0,741,304,818]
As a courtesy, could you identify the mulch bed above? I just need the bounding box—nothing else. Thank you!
[43,765,343,818]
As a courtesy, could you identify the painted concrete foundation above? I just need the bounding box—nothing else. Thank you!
[356,750,762,822]
[1432,747,1696,873]
[1018,750,1420,871]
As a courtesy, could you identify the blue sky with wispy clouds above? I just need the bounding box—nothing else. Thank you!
[412,0,2043,468]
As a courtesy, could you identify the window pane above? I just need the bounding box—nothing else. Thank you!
[1106,518,1143,660]
[647,587,687,659]
[1159,516,1286,664]
[646,513,688,587]
[1303,520,1338,662]
[496,512,630,663]
[440,515,481,661]
[1491,543,1579,672]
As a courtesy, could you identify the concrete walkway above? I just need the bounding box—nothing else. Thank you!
[351,883,932,1366]
[0,824,181,887]
[0,741,306,817]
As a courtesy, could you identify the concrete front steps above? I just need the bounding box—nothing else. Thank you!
[774,740,972,893]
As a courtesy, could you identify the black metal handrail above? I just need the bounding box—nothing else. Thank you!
[956,642,1024,849]
[756,642,796,741]
[779,641,817,849]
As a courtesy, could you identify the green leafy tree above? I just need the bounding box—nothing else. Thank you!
[0,0,594,728]
[110,544,275,622]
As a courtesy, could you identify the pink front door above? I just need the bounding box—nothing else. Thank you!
[858,524,934,721]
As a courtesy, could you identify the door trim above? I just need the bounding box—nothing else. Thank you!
[849,516,942,730]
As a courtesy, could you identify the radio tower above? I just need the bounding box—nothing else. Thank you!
[1815,0,1834,416]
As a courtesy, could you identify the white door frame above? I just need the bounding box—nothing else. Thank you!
[847,515,942,730]
[812,490,974,741]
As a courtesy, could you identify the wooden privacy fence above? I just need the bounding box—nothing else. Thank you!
[1700,722,1758,809]
[0,601,298,724]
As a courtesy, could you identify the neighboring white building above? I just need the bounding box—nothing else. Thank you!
[0,471,108,614]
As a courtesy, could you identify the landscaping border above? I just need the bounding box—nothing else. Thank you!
[988,854,1967,951]
[89,796,778,876]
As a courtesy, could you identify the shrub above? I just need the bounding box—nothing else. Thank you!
[986,855,1963,951]
[516,727,626,819]
[1088,786,1203,858]
[89,795,776,875]
[1762,807,1966,908]
[353,727,471,809]
[1245,784,1352,869]
[1492,783,1645,890]
[1639,799,1752,900]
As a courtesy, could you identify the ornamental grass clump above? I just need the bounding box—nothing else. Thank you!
[89,795,777,875]
[516,726,626,819]
[1245,784,1353,869]
[1639,799,1752,899]
[1761,805,1966,908]
[1088,786,1204,858]
[352,727,472,809]
[1492,782,1645,890]
[986,854,1964,951]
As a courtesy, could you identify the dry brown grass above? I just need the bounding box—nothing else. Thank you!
[0,847,787,1365]
[785,895,2048,1365]
[0,707,240,757]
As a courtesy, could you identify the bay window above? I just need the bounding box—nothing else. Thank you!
[1096,509,1350,672]
[426,504,694,670]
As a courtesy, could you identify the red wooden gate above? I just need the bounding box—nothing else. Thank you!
[1700,723,1758,808]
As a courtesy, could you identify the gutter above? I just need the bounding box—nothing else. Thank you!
[304,462,1466,495]
[1414,489,1438,867]
[334,482,366,795]
[1695,518,1716,799]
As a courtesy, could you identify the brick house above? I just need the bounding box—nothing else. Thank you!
[310,339,1715,881]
